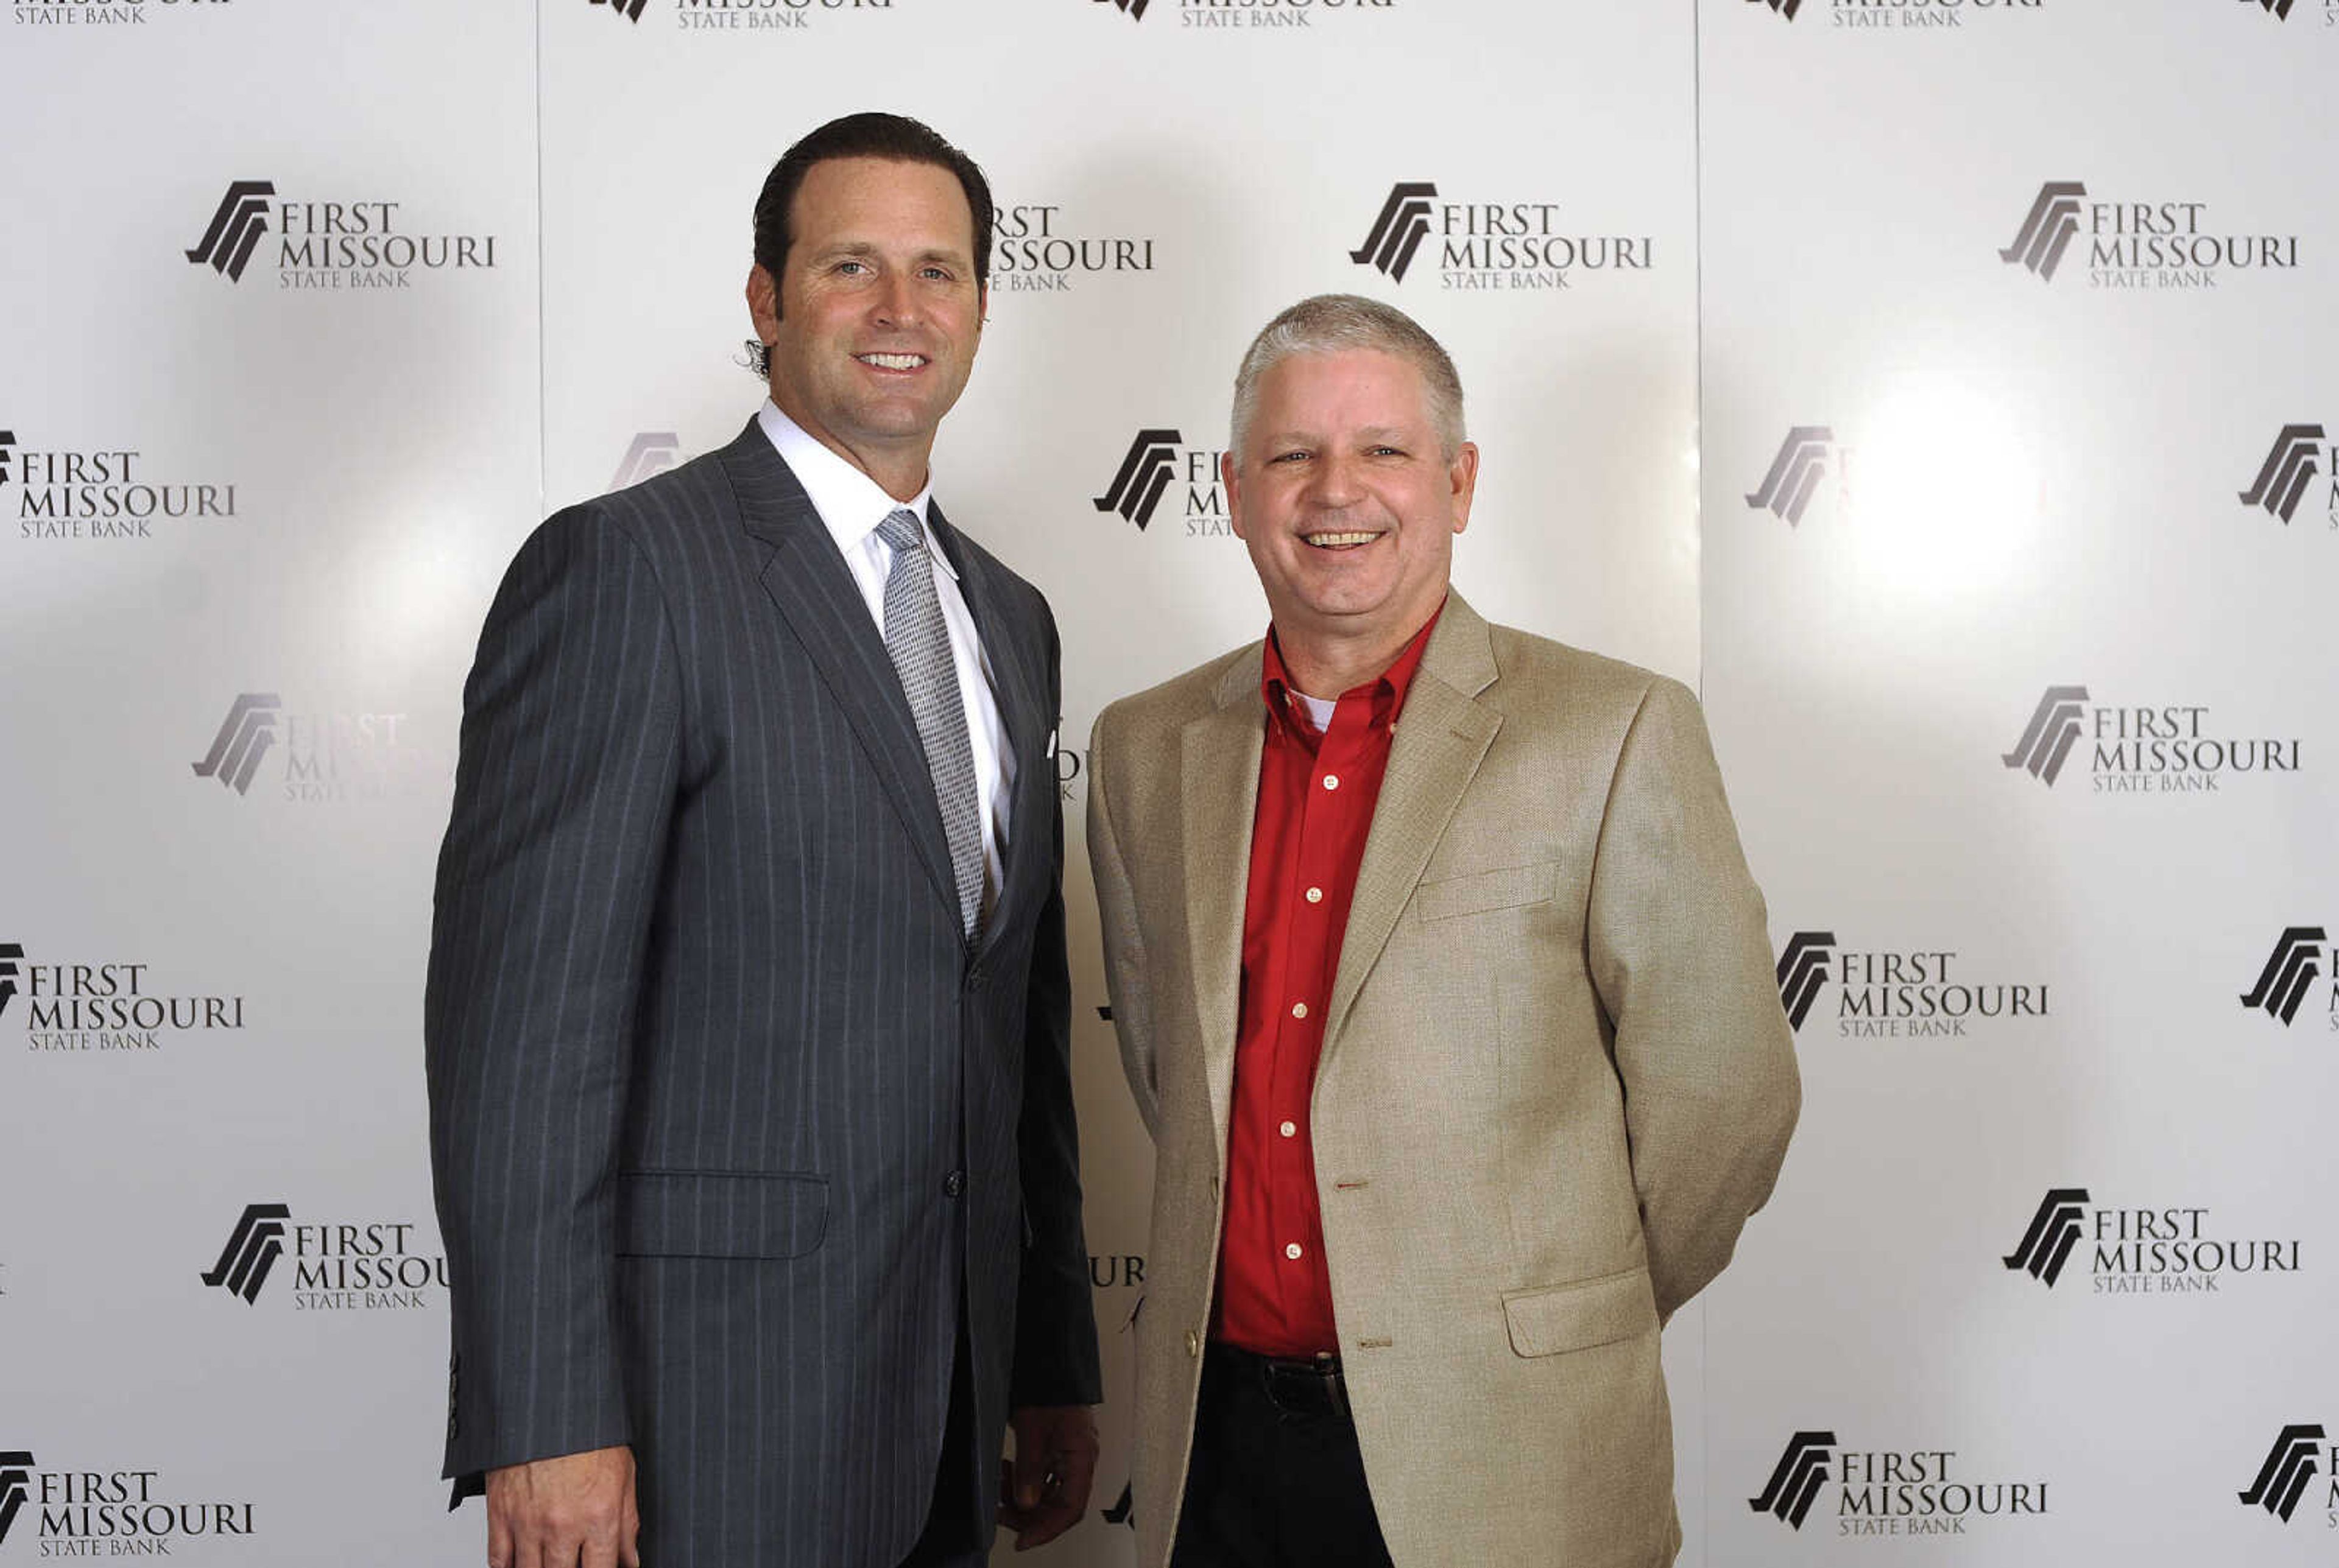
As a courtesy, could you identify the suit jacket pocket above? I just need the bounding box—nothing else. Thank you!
[1501,1265,1657,1357]
[1414,861,1559,923]
[615,1169,829,1260]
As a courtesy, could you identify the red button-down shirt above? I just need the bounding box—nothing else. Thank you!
[1213,606,1441,1358]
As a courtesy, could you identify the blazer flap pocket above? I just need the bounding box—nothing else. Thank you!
[617,1170,828,1260]
[1414,861,1559,923]
[1502,1267,1657,1358]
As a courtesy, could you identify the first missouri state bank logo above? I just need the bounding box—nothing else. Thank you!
[1746,427,1837,525]
[1750,1432,1834,1527]
[2242,1425,2334,1524]
[2003,1187,2301,1295]
[1093,429,1230,536]
[199,1203,291,1303]
[1747,0,2044,25]
[1095,431,1184,530]
[0,1452,258,1552]
[2000,180,2299,289]
[191,694,280,796]
[2001,685,2302,793]
[198,1202,447,1310]
[186,180,498,289]
[1774,930,2048,1038]
[1349,181,1651,291]
[1751,1432,2048,1536]
[189,691,438,804]
[611,432,682,490]
[0,944,20,1025]
[2241,926,2334,1028]
[0,1451,27,1549]
[2242,424,2338,527]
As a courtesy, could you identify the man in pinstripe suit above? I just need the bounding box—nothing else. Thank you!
[425,113,1101,1568]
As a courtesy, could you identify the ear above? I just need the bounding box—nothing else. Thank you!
[746,264,779,344]
[1221,450,1247,541]
[1447,441,1480,535]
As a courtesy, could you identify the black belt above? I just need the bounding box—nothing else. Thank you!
[1206,1341,1352,1422]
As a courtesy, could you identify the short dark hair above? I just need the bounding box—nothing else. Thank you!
[744,112,993,377]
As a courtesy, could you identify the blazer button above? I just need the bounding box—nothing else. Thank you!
[943,1170,965,1198]
[1185,1329,1201,1359]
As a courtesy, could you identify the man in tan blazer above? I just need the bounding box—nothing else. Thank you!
[1087,295,1799,1568]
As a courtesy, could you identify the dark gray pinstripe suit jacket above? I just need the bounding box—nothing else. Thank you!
[424,419,1101,1568]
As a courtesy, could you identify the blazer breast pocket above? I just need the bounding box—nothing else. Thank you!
[615,1169,829,1260]
[1413,860,1561,923]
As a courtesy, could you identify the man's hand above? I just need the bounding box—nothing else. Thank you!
[998,1404,1099,1551]
[484,1446,640,1568]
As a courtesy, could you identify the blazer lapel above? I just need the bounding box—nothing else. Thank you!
[718,420,959,926]
[930,505,1048,962]
[1322,594,1503,1056]
[1180,649,1266,1159]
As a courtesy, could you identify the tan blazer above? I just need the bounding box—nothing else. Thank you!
[1087,594,1799,1568]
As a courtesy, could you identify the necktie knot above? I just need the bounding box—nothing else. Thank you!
[877,507,924,555]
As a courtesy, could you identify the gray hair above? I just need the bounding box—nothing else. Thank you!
[1229,294,1467,460]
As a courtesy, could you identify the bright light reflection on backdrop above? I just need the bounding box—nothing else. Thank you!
[1842,373,2045,613]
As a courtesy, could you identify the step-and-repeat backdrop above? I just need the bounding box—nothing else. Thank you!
[2,2,2330,1564]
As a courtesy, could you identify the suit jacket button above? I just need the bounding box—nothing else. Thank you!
[1185,1329,1201,1359]
[944,1170,965,1198]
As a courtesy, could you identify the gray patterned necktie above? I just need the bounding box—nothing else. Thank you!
[876,508,984,940]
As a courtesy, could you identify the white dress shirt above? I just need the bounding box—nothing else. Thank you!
[757,401,1014,921]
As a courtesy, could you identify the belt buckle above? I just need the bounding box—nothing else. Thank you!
[1263,1352,1348,1422]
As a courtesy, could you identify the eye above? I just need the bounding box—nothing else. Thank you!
[1269,449,1311,465]
[1368,445,1406,459]
[834,259,869,276]
[919,265,955,282]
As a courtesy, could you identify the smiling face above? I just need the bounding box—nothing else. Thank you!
[1225,346,1478,673]
[747,155,985,499]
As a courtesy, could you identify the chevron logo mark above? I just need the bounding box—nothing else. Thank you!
[0,431,16,488]
[0,1450,29,1549]
[2243,0,2296,16]
[1350,183,1439,284]
[2239,424,2327,524]
[1746,0,1804,15]
[2001,686,2090,787]
[2000,182,2087,282]
[199,1203,292,1304]
[1093,0,1151,18]
[185,181,278,283]
[2240,926,2329,1026]
[589,0,649,19]
[1750,1432,1838,1529]
[1095,430,1184,531]
[2241,1425,2325,1521]
[0,944,21,1025]
[1774,932,1836,1032]
[611,432,681,490]
[1746,427,1836,524]
[2003,1187,2090,1287]
[191,694,283,797]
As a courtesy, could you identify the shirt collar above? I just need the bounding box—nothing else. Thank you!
[1260,598,1445,736]
[755,400,954,580]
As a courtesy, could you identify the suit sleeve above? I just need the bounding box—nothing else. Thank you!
[424,508,683,1492]
[1085,704,1160,1139]
[1009,603,1105,1409]
[1584,677,1799,1323]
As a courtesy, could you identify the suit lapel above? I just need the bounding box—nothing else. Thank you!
[930,505,1048,962]
[1180,650,1265,1158]
[718,420,959,926]
[1322,596,1503,1057]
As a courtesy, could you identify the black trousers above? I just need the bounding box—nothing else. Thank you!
[1170,1343,1397,1568]
[897,1307,984,1568]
